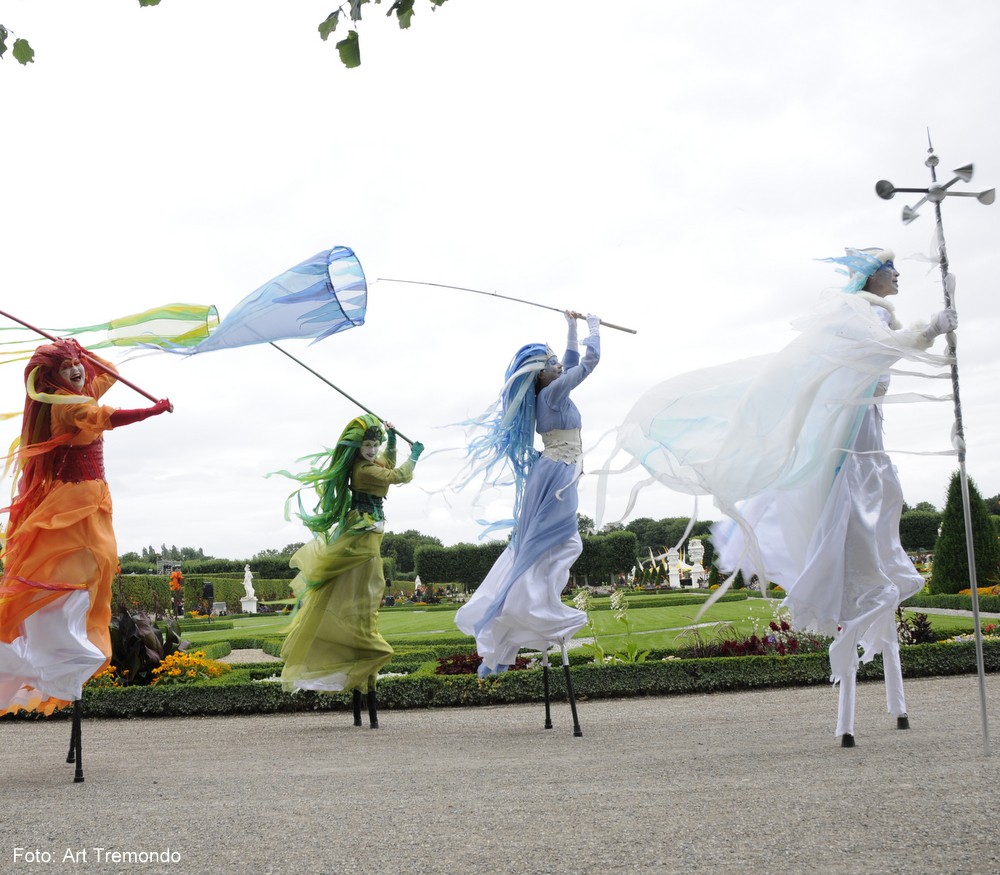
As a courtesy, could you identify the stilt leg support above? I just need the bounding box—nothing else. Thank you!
[541,652,553,729]
[68,700,84,782]
[560,642,582,738]
[367,679,379,729]
[352,689,363,727]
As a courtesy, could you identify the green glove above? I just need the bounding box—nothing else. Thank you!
[409,441,425,461]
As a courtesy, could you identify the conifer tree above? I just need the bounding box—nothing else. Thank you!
[930,472,1000,594]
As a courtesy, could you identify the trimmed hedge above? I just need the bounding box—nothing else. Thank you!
[110,575,298,615]
[175,620,234,633]
[46,638,1000,720]
[905,593,1000,614]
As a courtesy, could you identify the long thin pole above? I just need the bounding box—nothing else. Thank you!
[377,278,638,335]
[268,342,416,446]
[926,145,991,756]
[0,308,160,404]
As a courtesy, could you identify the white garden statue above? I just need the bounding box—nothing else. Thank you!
[687,539,707,587]
[241,564,258,614]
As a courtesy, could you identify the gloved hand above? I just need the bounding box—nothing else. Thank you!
[109,398,173,428]
[409,441,425,462]
[924,308,957,340]
[564,310,581,348]
[586,313,601,336]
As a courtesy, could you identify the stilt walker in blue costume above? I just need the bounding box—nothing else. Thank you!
[455,311,601,736]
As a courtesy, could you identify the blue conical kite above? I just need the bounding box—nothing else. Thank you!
[166,246,367,354]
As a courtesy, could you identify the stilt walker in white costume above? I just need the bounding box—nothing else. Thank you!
[780,249,956,746]
[611,248,955,746]
[455,311,601,736]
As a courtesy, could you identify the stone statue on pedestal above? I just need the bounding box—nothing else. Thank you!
[241,564,258,614]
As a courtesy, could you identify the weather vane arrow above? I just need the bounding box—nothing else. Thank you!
[875,131,994,757]
[875,134,995,224]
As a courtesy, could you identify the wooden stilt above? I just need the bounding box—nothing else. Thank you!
[560,642,583,738]
[366,678,379,729]
[541,652,553,729]
[68,700,84,782]
[66,710,77,763]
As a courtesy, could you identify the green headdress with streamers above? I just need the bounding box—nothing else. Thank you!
[282,413,385,538]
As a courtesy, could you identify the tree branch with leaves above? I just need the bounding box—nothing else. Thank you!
[319,0,449,68]
[0,24,35,65]
[4,0,447,70]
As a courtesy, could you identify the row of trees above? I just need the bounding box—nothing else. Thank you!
[123,545,210,563]
[413,529,640,589]
[112,475,999,595]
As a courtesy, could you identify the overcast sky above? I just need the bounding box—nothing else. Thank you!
[2,1,998,561]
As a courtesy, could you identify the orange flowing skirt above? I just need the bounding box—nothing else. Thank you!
[0,479,117,716]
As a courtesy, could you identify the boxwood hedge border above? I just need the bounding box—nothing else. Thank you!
[6,638,992,721]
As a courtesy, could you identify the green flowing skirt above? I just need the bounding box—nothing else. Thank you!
[280,531,393,694]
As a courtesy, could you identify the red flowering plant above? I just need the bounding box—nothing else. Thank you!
[435,653,532,675]
[716,618,809,657]
[675,610,830,659]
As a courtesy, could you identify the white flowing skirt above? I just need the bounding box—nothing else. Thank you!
[0,590,105,712]
[784,406,924,683]
[456,457,587,673]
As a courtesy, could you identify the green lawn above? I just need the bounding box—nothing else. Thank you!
[183,614,292,646]
[181,599,979,652]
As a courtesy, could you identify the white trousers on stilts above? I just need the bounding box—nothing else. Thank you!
[835,636,907,738]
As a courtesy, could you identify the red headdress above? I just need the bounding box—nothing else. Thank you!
[3,339,98,538]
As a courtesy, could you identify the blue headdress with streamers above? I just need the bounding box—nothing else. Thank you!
[819,247,895,293]
[451,342,552,539]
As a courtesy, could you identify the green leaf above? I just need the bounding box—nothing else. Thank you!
[388,0,415,30]
[0,25,8,59]
[336,30,361,68]
[348,0,367,23]
[429,0,448,6]
[318,11,340,41]
[138,0,162,7]
[12,37,33,65]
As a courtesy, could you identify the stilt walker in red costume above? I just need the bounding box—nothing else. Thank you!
[0,337,171,779]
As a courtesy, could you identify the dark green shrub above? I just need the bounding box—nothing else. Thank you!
[931,472,1000,594]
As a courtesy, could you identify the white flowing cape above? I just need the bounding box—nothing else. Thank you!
[606,290,952,602]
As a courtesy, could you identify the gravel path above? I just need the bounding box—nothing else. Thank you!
[217,648,282,664]
[1,673,998,875]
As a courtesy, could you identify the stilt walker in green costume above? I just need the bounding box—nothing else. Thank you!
[279,414,424,727]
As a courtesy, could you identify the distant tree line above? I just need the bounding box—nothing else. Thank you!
[107,475,999,593]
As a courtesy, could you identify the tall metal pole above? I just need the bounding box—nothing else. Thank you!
[268,342,416,446]
[876,137,993,755]
[924,147,991,757]
[376,278,638,335]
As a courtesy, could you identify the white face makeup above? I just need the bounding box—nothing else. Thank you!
[360,439,380,462]
[59,359,86,391]
[540,354,563,383]
[866,262,899,298]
